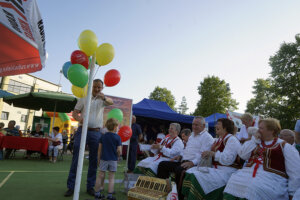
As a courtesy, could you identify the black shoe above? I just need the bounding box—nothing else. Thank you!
[87,188,95,196]
[64,189,74,197]
[95,193,105,200]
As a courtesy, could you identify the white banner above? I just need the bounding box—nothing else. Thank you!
[226,111,259,128]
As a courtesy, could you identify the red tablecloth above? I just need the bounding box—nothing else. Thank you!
[0,135,4,149]
[0,136,48,155]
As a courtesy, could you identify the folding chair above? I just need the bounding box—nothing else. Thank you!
[57,149,64,161]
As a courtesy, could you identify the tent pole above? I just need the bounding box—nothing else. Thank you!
[125,104,133,172]
[73,54,96,200]
[51,102,57,135]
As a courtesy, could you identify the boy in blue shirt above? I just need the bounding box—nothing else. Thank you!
[95,118,122,200]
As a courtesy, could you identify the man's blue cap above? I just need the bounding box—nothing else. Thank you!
[295,120,300,132]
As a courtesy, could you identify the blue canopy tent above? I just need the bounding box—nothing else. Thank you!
[133,98,194,124]
[205,113,227,127]
[133,99,228,138]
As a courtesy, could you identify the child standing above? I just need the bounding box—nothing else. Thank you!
[95,118,122,200]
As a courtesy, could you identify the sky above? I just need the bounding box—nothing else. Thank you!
[33,0,300,114]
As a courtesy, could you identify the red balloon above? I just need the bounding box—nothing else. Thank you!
[104,69,121,87]
[118,126,132,142]
[70,50,89,69]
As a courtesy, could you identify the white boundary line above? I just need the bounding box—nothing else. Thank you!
[0,171,14,188]
[0,171,123,186]
[0,171,87,173]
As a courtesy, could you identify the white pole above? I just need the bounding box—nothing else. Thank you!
[125,104,133,172]
[47,102,57,137]
[73,54,96,200]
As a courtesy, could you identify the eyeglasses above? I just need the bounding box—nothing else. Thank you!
[192,123,203,126]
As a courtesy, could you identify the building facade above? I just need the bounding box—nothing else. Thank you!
[0,74,61,131]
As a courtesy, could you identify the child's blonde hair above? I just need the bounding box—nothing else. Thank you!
[105,118,119,131]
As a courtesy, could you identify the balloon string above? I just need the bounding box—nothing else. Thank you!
[92,64,100,80]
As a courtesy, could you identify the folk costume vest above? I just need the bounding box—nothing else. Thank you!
[211,134,243,169]
[246,137,288,178]
[154,135,178,161]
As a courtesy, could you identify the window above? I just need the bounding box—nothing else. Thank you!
[7,80,32,94]
[21,114,27,122]
[1,112,9,120]
[38,89,47,93]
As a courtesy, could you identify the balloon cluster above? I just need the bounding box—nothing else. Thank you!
[61,29,121,98]
[61,29,130,141]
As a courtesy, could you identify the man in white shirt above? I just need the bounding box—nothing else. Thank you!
[65,79,113,197]
[236,113,254,143]
[157,116,214,200]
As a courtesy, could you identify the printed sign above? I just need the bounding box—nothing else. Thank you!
[104,95,133,127]
[0,0,46,76]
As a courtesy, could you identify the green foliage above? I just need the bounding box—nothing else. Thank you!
[149,86,176,110]
[246,34,300,128]
[246,78,273,116]
[178,96,189,114]
[194,76,238,117]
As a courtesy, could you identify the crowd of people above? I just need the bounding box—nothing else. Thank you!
[135,114,300,200]
[1,78,300,200]
[0,120,73,161]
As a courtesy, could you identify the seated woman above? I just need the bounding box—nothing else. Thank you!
[47,126,63,163]
[182,118,242,200]
[134,123,184,177]
[223,118,300,200]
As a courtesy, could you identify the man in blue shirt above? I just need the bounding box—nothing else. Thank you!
[127,115,142,172]
[4,120,19,136]
[4,120,20,159]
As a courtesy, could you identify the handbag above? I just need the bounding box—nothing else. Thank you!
[197,156,212,173]
[52,141,61,146]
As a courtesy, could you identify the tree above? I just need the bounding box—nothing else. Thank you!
[149,86,176,110]
[178,96,188,114]
[246,34,300,128]
[194,76,238,116]
[246,78,274,117]
[268,34,300,128]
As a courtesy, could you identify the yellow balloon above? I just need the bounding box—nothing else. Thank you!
[78,30,98,56]
[96,43,115,66]
[71,84,88,98]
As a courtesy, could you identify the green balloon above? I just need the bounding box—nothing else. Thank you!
[107,108,123,123]
[68,64,88,88]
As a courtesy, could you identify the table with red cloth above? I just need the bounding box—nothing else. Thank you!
[0,135,4,149]
[0,136,49,155]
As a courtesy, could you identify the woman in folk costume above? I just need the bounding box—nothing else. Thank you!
[182,118,242,200]
[223,118,300,200]
[134,123,184,177]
